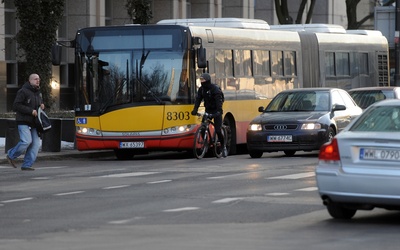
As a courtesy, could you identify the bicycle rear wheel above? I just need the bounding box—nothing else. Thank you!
[193,125,209,159]
[213,125,227,158]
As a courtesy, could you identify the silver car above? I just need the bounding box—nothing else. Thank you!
[348,86,400,109]
[316,99,400,219]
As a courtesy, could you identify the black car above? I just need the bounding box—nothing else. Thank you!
[246,88,362,158]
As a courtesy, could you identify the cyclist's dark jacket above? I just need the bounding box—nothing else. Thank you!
[193,82,223,116]
[13,82,42,127]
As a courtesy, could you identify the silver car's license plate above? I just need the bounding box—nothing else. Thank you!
[360,148,400,161]
[267,135,292,142]
[120,142,145,148]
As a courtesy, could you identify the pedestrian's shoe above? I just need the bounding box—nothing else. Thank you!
[222,147,228,158]
[6,155,17,168]
[21,167,35,171]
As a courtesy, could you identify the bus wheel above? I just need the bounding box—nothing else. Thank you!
[114,149,135,160]
[249,150,263,158]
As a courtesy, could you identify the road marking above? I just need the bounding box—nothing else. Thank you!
[207,172,257,179]
[267,172,315,180]
[266,193,290,196]
[96,172,159,178]
[41,166,65,169]
[32,177,51,180]
[163,207,200,212]
[295,187,318,191]
[1,197,34,203]
[212,197,242,203]
[54,191,85,196]
[108,217,145,224]
[0,166,13,169]
[102,185,130,190]
[147,180,172,184]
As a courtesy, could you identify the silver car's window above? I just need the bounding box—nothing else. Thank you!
[350,106,400,131]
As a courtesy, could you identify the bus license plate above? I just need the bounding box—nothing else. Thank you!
[120,142,145,148]
[268,135,292,142]
[360,148,400,161]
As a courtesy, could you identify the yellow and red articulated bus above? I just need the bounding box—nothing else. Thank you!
[53,18,389,160]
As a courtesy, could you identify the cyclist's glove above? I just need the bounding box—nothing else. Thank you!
[191,110,197,116]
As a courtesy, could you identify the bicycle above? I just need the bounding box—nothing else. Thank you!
[193,112,228,159]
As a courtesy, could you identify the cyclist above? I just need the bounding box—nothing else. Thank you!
[191,73,227,157]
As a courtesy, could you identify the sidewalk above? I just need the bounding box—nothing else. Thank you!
[0,137,114,165]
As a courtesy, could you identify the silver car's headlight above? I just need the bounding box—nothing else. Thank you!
[301,123,321,130]
[248,124,262,131]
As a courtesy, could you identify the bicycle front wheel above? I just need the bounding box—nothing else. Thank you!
[193,125,209,159]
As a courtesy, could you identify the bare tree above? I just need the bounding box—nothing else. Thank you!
[347,0,395,29]
[275,0,316,24]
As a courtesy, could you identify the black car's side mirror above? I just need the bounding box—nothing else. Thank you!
[258,106,265,112]
[332,104,346,111]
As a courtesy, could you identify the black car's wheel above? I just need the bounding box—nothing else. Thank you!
[284,150,296,157]
[326,202,357,219]
[249,150,263,158]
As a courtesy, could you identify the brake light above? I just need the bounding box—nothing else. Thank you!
[319,138,340,161]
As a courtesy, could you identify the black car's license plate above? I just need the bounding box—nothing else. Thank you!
[267,135,292,142]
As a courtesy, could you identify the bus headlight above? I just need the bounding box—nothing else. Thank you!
[301,123,321,130]
[162,124,197,135]
[76,126,102,136]
[248,124,262,131]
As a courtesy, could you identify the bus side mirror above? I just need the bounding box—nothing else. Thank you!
[197,46,207,68]
[51,44,62,66]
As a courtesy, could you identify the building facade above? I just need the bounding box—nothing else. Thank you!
[0,0,374,112]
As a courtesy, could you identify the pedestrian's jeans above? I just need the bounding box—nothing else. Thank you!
[7,125,41,168]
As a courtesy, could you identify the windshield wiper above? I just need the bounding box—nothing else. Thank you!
[136,78,163,104]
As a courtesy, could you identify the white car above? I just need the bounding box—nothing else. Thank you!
[316,99,400,219]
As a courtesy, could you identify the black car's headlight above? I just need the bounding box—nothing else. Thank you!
[301,123,321,130]
[248,124,262,131]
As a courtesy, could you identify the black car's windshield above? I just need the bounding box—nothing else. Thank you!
[265,91,330,112]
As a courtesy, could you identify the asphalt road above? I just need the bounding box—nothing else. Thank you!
[1,151,400,250]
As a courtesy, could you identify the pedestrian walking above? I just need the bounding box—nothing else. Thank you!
[7,73,45,171]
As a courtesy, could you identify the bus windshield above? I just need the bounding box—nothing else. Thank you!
[75,27,190,113]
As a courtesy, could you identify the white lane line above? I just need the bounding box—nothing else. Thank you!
[102,185,130,190]
[0,166,14,169]
[32,177,51,180]
[163,207,200,212]
[1,197,34,203]
[108,219,135,225]
[267,172,315,180]
[266,193,290,196]
[295,187,318,192]
[40,166,65,169]
[212,197,242,204]
[108,217,145,224]
[54,191,85,196]
[96,172,159,178]
[147,180,172,184]
[207,172,255,179]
